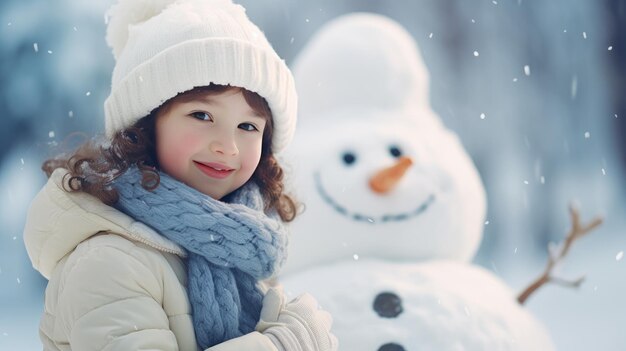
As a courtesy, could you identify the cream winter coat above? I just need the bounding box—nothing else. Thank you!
[23,169,279,351]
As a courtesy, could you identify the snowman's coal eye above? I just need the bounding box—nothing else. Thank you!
[389,145,403,158]
[342,152,357,166]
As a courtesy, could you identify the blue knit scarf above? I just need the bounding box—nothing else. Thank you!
[112,167,288,349]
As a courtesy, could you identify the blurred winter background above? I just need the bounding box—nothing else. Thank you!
[0,0,623,349]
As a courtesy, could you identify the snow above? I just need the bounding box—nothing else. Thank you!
[1,0,624,349]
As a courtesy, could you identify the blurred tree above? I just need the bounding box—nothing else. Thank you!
[605,0,626,178]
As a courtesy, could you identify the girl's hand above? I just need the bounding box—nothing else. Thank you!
[256,288,338,351]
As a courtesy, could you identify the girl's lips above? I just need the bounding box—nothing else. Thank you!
[194,161,234,179]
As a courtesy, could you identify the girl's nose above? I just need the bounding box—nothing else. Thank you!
[369,156,413,194]
[209,138,238,156]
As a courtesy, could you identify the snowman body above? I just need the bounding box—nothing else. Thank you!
[284,260,555,351]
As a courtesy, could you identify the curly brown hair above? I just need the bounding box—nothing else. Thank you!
[42,84,298,222]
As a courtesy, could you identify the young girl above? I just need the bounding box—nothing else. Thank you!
[23,0,337,350]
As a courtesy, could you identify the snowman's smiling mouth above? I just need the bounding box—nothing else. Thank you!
[314,171,435,224]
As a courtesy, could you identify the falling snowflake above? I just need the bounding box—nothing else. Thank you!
[290,37,294,44]
[582,32,587,39]
[601,168,606,176]
[428,33,433,39]
[513,78,518,82]
[473,51,479,57]
[49,131,55,138]
[523,65,531,76]
[353,254,359,261]
[608,46,613,51]
[20,158,24,165]
[480,113,486,119]
[584,131,590,139]
[540,176,545,184]
[33,43,39,52]
[471,19,476,23]
[523,180,529,185]
[617,251,624,261]
[484,220,490,225]
[68,110,74,118]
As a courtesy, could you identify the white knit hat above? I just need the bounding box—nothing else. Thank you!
[104,0,297,153]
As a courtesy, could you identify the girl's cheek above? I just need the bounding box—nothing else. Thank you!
[159,129,202,172]
[244,142,263,172]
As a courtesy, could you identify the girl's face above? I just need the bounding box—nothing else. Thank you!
[155,88,266,199]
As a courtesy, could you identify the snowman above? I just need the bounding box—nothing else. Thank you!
[279,13,556,351]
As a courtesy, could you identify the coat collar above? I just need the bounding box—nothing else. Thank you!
[23,168,185,279]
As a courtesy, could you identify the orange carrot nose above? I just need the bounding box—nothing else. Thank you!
[369,156,413,194]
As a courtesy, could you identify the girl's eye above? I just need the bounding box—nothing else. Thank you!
[389,145,403,158]
[239,123,259,132]
[342,152,357,166]
[190,111,212,121]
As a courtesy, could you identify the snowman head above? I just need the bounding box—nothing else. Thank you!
[281,13,486,274]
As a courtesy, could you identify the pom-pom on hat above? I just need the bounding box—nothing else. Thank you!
[104,0,297,153]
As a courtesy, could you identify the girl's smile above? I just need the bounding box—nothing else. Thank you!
[194,161,236,179]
